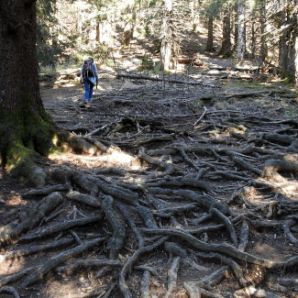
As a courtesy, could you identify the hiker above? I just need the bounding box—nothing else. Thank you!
[80,57,99,108]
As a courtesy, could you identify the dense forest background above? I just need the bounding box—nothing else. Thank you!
[37,0,298,85]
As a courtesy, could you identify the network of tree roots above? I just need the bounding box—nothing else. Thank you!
[0,73,298,298]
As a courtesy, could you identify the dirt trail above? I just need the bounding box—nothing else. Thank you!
[0,65,298,297]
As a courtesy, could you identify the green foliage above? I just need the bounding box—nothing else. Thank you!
[139,55,154,70]
[36,0,63,67]
[148,0,159,7]
[201,0,231,18]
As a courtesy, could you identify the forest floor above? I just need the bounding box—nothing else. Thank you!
[0,57,298,298]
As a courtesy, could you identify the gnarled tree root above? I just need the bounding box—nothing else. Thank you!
[0,192,63,245]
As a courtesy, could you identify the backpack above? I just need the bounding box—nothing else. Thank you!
[83,60,94,78]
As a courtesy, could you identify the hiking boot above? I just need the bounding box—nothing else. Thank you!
[85,103,91,108]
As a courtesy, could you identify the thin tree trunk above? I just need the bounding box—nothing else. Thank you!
[96,20,100,42]
[260,0,267,64]
[295,34,298,86]
[206,15,214,52]
[236,0,245,62]
[233,3,238,52]
[251,20,256,59]
[160,0,175,71]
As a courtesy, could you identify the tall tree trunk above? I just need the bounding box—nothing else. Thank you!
[0,0,54,171]
[206,15,214,52]
[233,3,238,52]
[236,0,246,62]
[160,0,175,71]
[251,20,256,59]
[260,0,267,64]
[96,20,100,42]
[279,1,289,77]
[219,7,232,57]
[295,34,298,86]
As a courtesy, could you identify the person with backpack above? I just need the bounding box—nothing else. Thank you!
[80,57,99,108]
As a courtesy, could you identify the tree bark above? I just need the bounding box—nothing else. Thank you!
[259,0,267,64]
[219,7,232,57]
[160,0,176,71]
[206,15,214,52]
[236,0,246,62]
[279,2,289,77]
[295,32,298,86]
[0,1,54,171]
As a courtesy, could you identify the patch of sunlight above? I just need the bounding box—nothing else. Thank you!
[44,271,110,298]
[256,177,298,201]
[242,186,275,208]
[49,147,143,171]
[0,256,25,276]
[5,191,27,206]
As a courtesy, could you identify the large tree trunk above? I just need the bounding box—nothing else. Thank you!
[0,0,54,173]
[206,15,214,52]
[219,7,232,57]
[236,0,246,62]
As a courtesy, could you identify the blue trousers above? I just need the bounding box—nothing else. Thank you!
[84,80,94,102]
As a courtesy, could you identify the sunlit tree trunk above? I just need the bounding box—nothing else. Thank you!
[236,0,245,62]
[206,15,214,52]
[160,0,174,71]
[219,6,232,57]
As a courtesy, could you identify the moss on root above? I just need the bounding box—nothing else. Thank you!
[0,108,55,181]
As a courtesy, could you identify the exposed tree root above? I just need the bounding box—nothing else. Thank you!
[20,215,102,241]
[1,82,298,297]
[119,237,167,298]
[0,286,20,298]
[20,237,105,288]
[164,256,180,298]
[0,192,62,245]
[102,196,126,259]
